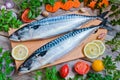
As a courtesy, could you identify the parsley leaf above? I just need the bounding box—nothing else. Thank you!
[16,0,42,19]
[0,9,22,32]
[115,54,120,62]
[113,70,120,80]
[0,48,15,80]
[106,32,120,52]
[103,56,116,74]
[73,74,84,80]
[33,71,42,80]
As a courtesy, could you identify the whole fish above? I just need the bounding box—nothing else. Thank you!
[9,11,108,41]
[18,21,109,74]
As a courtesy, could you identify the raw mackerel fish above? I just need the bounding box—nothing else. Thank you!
[9,12,108,41]
[18,21,108,74]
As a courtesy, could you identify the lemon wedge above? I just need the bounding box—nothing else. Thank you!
[92,40,105,55]
[12,45,28,61]
[84,43,100,59]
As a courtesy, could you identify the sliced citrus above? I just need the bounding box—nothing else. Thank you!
[84,43,100,59]
[92,40,105,55]
[12,45,28,60]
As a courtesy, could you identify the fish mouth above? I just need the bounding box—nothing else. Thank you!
[18,67,31,74]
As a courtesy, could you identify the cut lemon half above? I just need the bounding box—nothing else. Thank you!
[12,45,28,61]
[92,40,105,55]
[84,43,100,59]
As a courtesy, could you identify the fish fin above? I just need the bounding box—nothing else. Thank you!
[98,11,109,19]
[99,18,113,31]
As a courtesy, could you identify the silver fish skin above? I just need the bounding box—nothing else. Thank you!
[9,12,108,41]
[18,25,101,74]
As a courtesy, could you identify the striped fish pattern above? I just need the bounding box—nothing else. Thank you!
[18,25,102,74]
[9,11,108,41]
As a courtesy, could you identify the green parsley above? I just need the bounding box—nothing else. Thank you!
[87,72,113,80]
[73,74,84,80]
[0,9,22,32]
[43,0,56,6]
[113,70,120,80]
[33,71,42,80]
[106,32,120,52]
[115,54,120,62]
[103,55,116,74]
[0,48,15,80]
[45,66,65,80]
[14,0,42,19]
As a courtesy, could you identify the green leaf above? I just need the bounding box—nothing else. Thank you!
[0,10,22,32]
[79,0,84,2]
[110,5,119,11]
[69,78,72,80]
[28,10,33,19]
[106,32,120,52]
[115,54,120,62]
[62,0,67,3]
[5,67,14,75]
[3,25,9,32]
[74,74,84,80]
[113,70,120,80]
[103,55,116,73]
[0,48,3,53]
[103,75,113,80]
[48,0,55,6]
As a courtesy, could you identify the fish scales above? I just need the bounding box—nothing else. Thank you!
[9,12,108,41]
[34,27,91,53]
[18,25,100,74]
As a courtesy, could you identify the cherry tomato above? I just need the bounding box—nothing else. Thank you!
[59,64,69,78]
[21,8,34,23]
[74,61,90,75]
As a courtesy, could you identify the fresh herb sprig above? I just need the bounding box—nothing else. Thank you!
[87,72,113,80]
[0,9,22,32]
[33,71,42,80]
[73,74,84,80]
[0,48,15,80]
[108,1,120,26]
[43,0,56,6]
[106,32,120,52]
[113,70,120,80]
[102,55,120,80]
[19,0,42,19]
[102,56,117,74]
[115,54,120,62]
[45,66,65,80]
[43,0,68,6]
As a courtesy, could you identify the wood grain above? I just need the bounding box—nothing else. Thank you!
[9,11,107,70]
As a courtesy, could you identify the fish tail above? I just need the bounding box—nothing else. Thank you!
[97,11,109,20]
[99,18,113,31]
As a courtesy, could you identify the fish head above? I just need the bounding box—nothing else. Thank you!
[9,27,32,41]
[18,55,43,74]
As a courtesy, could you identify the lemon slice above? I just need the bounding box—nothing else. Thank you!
[92,40,105,55]
[84,43,100,59]
[12,45,28,60]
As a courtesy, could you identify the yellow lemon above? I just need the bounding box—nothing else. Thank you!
[84,43,100,59]
[92,40,105,55]
[12,45,28,60]
[92,60,104,72]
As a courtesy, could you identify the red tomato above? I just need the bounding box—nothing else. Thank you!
[74,61,90,75]
[21,8,35,23]
[59,64,69,78]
